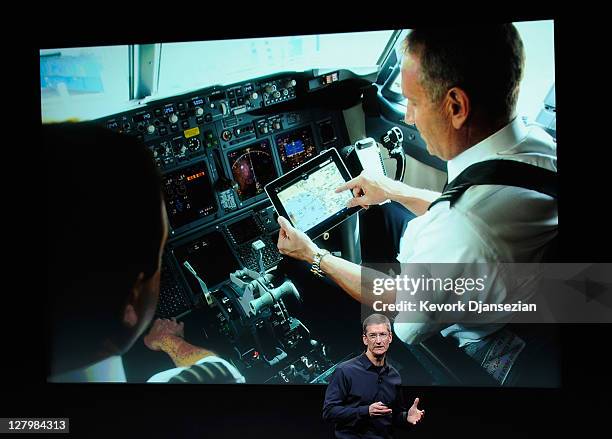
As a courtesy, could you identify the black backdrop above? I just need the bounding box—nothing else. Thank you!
[14,10,610,438]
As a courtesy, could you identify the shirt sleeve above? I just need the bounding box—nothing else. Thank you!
[401,208,495,264]
[392,384,410,428]
[322,367,370,425]
[146,355,245,383]
[393,321,447,346]
[394,209,500,345]
[195,356,245,383]
[147,366,185,383]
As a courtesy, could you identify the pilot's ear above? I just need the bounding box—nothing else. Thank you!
[445,87,470,130]
[122,272,146,328]
[123,304,138,328]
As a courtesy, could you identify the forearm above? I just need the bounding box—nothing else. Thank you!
[152,335,216,367]
[323,403,369,423]
[392,389,409,427]
[384,178,440,216]
[393,409,410,428]
[318,254,396,308]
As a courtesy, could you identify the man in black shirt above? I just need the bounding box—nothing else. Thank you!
[323,314,424,438]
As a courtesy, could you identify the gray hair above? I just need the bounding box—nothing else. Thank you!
[362,314,391,335]
[403,25,525,126]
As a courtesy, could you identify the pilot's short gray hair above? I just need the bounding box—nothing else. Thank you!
[403,25,525,126]
[362,314,391,335]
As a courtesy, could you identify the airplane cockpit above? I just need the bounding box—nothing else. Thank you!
[42,22,558,386]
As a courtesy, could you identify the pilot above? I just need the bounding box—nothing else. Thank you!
[46,123,242,383]
[276,25,557,385]
[323,313,423,438]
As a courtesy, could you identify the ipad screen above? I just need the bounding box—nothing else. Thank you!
[276,158,352,233]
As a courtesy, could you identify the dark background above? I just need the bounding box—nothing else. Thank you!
[9,9,608,438]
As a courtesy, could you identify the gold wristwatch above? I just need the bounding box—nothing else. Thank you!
[310,249,330,278]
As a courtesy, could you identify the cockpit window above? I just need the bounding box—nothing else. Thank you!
[40,31,395,123]
[156,31,394,98]
[40,45,130,123]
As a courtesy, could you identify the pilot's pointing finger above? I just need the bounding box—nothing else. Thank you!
[335,175,360,193]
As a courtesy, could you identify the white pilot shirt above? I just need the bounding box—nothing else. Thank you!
[147,356,245,383]
[393,118,557,347]
[48,355,245,383]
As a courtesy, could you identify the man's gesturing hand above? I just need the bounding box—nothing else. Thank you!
[369,401,392,417]
[335,170,391,209]
[407,397,424,424]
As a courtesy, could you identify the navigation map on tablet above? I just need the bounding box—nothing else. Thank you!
[276,159,352,233]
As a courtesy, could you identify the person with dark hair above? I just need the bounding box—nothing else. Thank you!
[46,122,166,382]
[277,25,557,385]
[46,123,243,383]
[323,314,423,438]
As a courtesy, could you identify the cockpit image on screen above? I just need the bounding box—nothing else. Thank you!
[227,140,277,201]
[275,125,317,172]
[162,161,217,230]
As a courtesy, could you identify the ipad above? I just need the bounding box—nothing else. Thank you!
[265,148,362,239]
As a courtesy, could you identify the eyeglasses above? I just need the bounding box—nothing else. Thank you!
[365,332,389,341]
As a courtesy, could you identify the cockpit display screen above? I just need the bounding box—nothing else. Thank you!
[275,125,317,172]
[227,215,260,245]
[227,139,277,201]
[162,161,217,230]
[173,230,240,289]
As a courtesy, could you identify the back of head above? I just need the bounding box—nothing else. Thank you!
[405,24,525,127]
[45,122,163,376]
